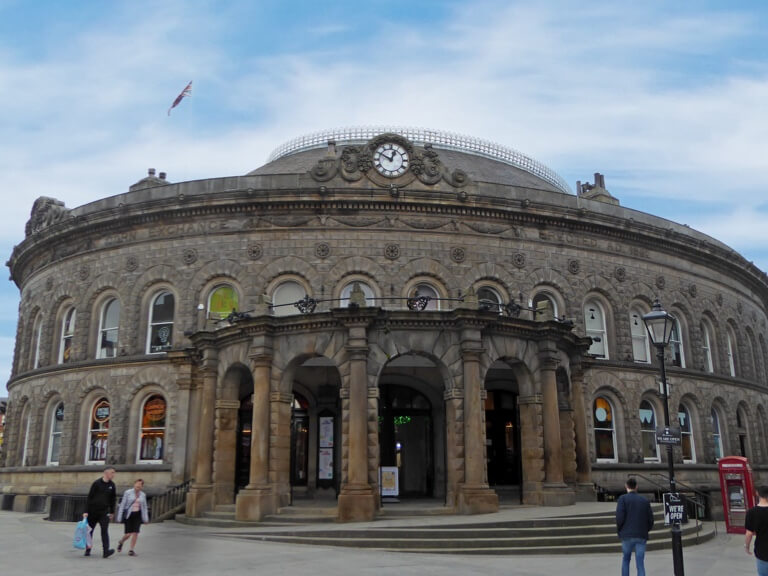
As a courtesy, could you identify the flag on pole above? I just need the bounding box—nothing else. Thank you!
[168,81,192,115]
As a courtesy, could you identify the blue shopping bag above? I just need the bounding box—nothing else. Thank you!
[73,517,91,549]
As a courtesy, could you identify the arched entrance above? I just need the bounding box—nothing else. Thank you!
[287,357,342,501]
[484,360,522,502]
[378,353,446,500]
[235,375,254,492]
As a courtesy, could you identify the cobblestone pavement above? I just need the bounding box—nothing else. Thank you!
[0,509,757,576]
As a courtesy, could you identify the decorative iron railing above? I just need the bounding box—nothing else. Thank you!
[266,126,571,195]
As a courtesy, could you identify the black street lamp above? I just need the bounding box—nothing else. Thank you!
[643,299,685,576]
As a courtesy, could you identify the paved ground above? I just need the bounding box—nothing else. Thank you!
[0,507,758,576]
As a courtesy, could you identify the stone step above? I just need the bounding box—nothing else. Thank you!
[215,521,715,554]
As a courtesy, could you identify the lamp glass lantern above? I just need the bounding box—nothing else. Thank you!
[642,299,676,348]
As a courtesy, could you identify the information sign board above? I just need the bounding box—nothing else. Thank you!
[663,492,688,525]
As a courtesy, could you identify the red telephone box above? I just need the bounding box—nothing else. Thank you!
[718,456,756,534]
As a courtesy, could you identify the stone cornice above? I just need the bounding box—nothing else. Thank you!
[9,185,767,297]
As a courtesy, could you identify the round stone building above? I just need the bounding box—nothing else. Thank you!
[2,127,767,522]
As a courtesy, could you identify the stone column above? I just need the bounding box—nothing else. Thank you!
[167,350,193,483]
[537,343,574,506]
[457,322,498,514]
[236,342,276,521]
[186,344,218,517]
[337,320,376,522]
[569,363,592,487]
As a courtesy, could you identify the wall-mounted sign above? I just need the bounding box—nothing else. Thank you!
[656,426,682,446]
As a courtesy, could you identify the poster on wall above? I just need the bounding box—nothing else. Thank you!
[318,448,334,479]
[319,416,334,448]
[380,466,399,497]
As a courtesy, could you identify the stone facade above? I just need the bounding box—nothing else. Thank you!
[2,128,767,521]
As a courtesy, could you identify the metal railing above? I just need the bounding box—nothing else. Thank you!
[266,126,572,195]
[148,480,190,523]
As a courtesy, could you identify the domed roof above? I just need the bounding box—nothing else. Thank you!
[248,127,571,195]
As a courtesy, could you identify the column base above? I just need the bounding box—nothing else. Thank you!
[235,485,275,521]
[337,484,376,522]
[540,482,576,506]
[186,484,214,518]
[574,482,597,502]
[457,484,499,515]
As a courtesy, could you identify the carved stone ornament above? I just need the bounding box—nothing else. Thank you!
[309,133,473,190]
[384,244,400,260]
[247,243,263,260]
[78,264,90,282]
[512,252,526,269]
[688,283,698,298]
[25,196,71,237]
[450,247,466,263]
[182,248,198,265]
[716,293,724,307]
[614,266,627,282]
[45,277,54,291]
[568,259,581,275]
[737,301,743,315]
[315,242,330,259]
[655,275,666,290]
[125,256,139,272]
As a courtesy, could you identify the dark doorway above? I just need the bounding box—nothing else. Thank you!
[379,385,434,497]
[235,394,253,492]
[485,390,521,486]
[291,393,310,486]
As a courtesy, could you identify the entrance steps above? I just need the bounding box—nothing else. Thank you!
[179,504,718,554]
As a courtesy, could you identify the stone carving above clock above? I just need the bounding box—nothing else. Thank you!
[309,133,473,190]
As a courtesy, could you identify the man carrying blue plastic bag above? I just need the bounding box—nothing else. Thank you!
[73,514,92,550]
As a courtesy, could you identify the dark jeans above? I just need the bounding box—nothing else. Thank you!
[87,513,110,552]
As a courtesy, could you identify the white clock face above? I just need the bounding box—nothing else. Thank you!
[373,143,409,177]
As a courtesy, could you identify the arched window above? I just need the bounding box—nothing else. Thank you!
[584,301,608,359]
[678,404,696,463]
[147,291,175,353]
[87,398,110,463]
[639,400,659,462]
[726,327,737,377]
[31,314,43,369]
[701,321,714,373]
[532,292,558,320]
[340,281,374,307]
[19,403,32,466]
[59,307,76,364]
[477,286,503,313]
[593,396,617,462]
[669,318,685,368]
[97,299,120,359]
[272,281,307,317]
[47,402,64,465]
[409,283,440,310]
[737,406,749,458]
[711,408,724,461]
[208,284,239,320]
[630,307,650,363]
[138,395,166,463]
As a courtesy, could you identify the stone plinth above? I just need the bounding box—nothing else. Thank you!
[235,486,275,521]
[457,484,499,514]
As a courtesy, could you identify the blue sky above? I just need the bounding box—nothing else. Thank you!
[2,0,767,393]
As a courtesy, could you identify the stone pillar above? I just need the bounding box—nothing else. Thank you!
[212,399,240,505]
[569,364,593,489]
[537,343,574,506]
[236,343,276,521]
[443,388,463,508]
[337,321,376,522]
[186,345,218,517]
[167,350,193,483]
[457,322,498,514]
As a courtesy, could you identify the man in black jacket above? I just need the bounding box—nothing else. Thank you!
[85,467,117,558]
[616,477,655,576]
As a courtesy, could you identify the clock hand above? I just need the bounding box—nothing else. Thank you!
[384,151,396,161]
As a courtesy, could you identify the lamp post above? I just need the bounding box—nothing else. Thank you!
[643,299,685,576]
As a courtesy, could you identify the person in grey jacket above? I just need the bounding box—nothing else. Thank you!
[616,477,655,576]
[116,479,150,556]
